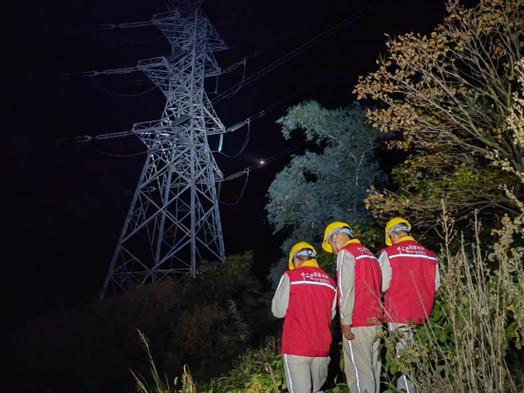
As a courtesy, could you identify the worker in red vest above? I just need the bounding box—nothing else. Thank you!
[322,222,382,393]
[272,241,337,393]
[378,217,440,393]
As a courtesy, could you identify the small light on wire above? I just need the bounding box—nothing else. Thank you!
[259,159,266,166]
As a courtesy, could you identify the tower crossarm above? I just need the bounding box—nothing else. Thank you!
[100,20,156,30]
[81,65,141,78]
[81,58,169,78]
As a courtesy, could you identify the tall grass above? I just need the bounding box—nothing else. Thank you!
[387,210,523,393]
[132,330,197,393]
[132,333,283,393]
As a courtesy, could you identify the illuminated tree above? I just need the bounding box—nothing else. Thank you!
[354,0,524,228]
[266,101,384,278]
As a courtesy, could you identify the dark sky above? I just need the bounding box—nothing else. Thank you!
[2,0,447,324]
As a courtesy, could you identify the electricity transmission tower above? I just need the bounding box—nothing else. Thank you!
[97,1,229,299]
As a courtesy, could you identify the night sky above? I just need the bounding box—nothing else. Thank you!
[2,0,447,326]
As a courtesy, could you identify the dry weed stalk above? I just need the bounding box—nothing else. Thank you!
[391,206,523,393]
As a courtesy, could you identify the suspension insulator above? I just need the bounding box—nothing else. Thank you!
[226,121,245,132]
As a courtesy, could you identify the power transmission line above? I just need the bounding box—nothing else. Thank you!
[212,2,377,105]
[93,80,158,97]
[218,140,308,206]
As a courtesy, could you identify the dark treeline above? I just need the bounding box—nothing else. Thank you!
[6,253,274,393]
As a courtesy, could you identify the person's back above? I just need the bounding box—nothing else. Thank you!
[282,265,337,357]
[272,242,336,393]
[378,217,440,393]
[322,222,382,393]
[382,239,437,324]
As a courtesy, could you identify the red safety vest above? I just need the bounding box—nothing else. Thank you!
[340,242,383,327]
[382,240,438,324]
[282,266,336,357]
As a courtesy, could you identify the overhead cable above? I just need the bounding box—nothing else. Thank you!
[93,80,157,97]
[219,169,250,206]
[214,120,251,158]
[211,2,376,105]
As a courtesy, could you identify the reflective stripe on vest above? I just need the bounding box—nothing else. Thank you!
[281,266,336,357]
[383,240,437,324]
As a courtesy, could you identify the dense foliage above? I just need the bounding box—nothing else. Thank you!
[355,0,524,229]
[266,101,385,280]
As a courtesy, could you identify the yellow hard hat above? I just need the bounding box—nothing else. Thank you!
[385,217,412,246]
[288,241,317,270]
[322,221,352,253]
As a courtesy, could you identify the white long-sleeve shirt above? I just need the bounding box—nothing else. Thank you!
[336,249,356,325]
[271,273,337,319]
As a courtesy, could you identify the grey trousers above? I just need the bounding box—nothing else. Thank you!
[388,323,416,393]
[283,354,330,393]
[342,325,381,393]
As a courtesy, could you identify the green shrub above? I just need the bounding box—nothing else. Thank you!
[206,337,284,393]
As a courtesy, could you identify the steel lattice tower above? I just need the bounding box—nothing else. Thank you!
[100,1,228,299]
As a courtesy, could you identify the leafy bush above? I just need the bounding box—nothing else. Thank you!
[355,0,524,229]
[206,338,284,393]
